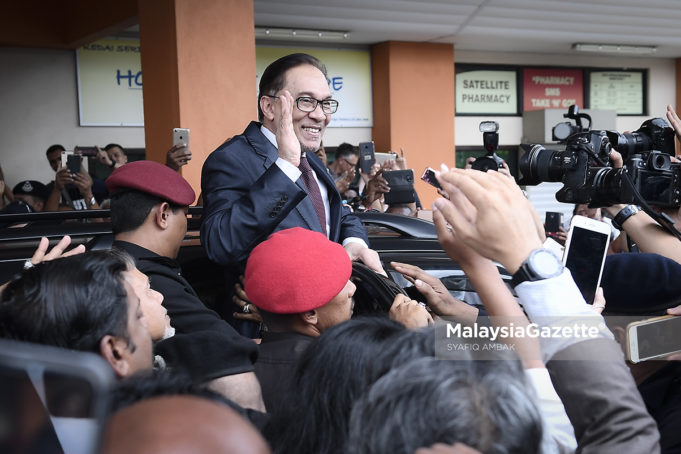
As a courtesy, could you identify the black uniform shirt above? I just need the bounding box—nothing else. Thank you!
[113,240,258,381]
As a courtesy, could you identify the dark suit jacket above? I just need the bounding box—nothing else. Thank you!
[547,339,660,454]
[200,121,368,267]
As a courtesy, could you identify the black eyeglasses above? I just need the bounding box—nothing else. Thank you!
[265,95,339,114]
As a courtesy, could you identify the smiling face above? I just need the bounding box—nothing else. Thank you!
[281,64,332,154]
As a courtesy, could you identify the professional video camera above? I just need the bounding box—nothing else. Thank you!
[552,104,592,142]
[518,114,679,208]
[471,121,505,172]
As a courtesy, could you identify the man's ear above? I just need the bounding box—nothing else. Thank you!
[259,95,276,122]
[100,335,131,378]
[153,202,172,230]
[300,310,318,326]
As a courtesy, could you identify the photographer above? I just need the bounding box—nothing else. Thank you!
[433,167,660,452]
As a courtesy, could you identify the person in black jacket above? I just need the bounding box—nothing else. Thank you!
[106,160,263,411]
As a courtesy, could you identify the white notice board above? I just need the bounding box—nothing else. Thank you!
[76,38,143,126]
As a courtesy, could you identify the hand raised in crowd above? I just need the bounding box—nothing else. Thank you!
[232,275,263,324]
[434,167,544,273]
[390,261,478,325]
[335,167,356,194]
[396,147,408,170]
[96,146,114,167]
[362,169,390,207]
[388,293,433,329]
[666,104,681,142]
[272,90,301,167]
[54,167,73,190]
[0,235,86,297]
[29,235,86,266]
[344,241,386,276]
[360,162,381,183]
[166,143,192,171]
[547,225,568,245]
[72,167,94,195]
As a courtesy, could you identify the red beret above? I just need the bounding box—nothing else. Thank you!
[106,160,195,206]
[244,227,352,314]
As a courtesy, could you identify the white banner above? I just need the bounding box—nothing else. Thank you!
[257,47,373,127]
[76,38,143,126]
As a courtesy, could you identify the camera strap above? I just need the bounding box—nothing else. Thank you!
[621,171,681,242]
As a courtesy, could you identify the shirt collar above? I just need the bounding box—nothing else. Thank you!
[260,125,277,148]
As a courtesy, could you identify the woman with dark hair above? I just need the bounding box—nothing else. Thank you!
[264,317,434,454]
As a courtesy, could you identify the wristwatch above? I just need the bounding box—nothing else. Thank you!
[611,205,640,230]
[87,196,96,206]
[510,248,564,288]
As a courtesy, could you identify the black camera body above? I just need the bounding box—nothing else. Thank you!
[471,121,505,172]
[518,117,681,208]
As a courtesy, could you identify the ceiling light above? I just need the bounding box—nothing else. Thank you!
[255,26,349,41]
[572,43,657,55]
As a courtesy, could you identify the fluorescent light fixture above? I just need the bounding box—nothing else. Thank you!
[255,26,349,41]
[572,43,657,55]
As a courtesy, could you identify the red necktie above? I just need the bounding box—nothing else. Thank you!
[298,155,327,234]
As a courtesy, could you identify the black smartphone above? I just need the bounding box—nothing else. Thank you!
[74,146,98,157]
[545,211,563,233]
[421,167,442,189]
[562,216,611,304]
[359,141,376,174]
[383,170,415,205]
[67,154,81,174]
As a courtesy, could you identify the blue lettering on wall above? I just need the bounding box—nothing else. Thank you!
[116,70,143,88]
[326,76,344,91]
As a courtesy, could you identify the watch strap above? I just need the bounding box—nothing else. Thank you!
[510,248,563,288]
[612,205,640,230]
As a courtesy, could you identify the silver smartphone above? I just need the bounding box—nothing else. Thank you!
[173,128,190,147]
[626,315,681,363]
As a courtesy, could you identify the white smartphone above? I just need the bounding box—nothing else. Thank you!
[173,128,190,147]
[562,215,611,304]
[375,152,397,166]
[626,315,681,363]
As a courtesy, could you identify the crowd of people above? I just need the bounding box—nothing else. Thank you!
[0,52,680,454]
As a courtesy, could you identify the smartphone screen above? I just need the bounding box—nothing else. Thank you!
[634,316,681,361]
[67,154,81,174]
[421,167,442,189]
[563,226,609,304]
[545,212,563,233]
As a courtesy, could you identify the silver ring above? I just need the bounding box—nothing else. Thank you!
[242,303,250,314]
[417,302,427,308]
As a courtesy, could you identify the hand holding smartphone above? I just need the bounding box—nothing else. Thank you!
[173,128,190,147]
[626,315,681,363]
[359,141,375,174]
[562,215,611,304]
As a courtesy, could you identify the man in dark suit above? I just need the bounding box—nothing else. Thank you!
[201,53,382,274]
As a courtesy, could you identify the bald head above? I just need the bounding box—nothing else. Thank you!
[102,395,270,454]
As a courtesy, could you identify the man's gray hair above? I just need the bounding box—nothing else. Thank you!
[347,356,543,454]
